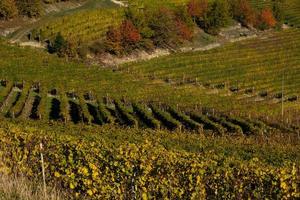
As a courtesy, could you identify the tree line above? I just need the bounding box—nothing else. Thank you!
[100,0,283,55]
[8,0,284,58]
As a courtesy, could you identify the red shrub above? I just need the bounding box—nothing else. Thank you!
[120,19,141,44]
[176,19,193,41]
[238,0,257,26]
[187,0,208,18]
[260,8,277,28]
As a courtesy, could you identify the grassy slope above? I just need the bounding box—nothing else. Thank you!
[8,0,117,42]
[121,29,300,119]
[1,38,296,122]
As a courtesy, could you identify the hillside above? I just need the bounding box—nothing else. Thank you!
[0,0,299,199]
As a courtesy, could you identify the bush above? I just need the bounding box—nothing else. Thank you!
[196,0,230,35]
[0,0,18,20]
[15,0,42,18]
[231,0,257,27]
[257,8,277,30]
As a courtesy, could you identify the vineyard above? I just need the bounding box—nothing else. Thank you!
[121,28,300,103]
[2,80,295,136]
[31,8,123,44]
[251,0,300,27]
[0,118,299,199]
[0,1,300,198]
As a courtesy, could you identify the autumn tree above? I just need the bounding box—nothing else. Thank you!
[231,0,257,27]
[258,8,277,29]
[105,26,122,55]
[148,7,179,47]
[176,19,193,41]
[187,0,208,21]
[119,19,141,50]
[0,0,18,20]
[175,5,194,29]
[202,0,230,34]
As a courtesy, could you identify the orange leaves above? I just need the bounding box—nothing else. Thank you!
[187,0,208,18]
[176,19,193,41]
[260,8,277,28]
[105,19,141,54]
[120,19,141,44]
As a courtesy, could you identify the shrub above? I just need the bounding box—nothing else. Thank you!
[257,8,277,30]
[176,19,194,41]
[187,0,208,20]
[119,19,141,52]
[0,0,18,20]
[15,0,42,18]
[148,7,179,47]
[199,0,230,34]
[231,0,257,27]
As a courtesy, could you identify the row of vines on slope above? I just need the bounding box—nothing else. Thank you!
[0,80,298,135]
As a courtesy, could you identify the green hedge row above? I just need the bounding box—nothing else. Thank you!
[210,115,243,135]
[150,104,182,131]
[168,107,203,133]
[190,112,225,135]
[132,103,160,129]
[8,83,31,118]
[114,100,138,127]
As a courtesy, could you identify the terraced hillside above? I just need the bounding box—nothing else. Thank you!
[31,8,123,43]
[2,80,293,136]
[122,29,300,101]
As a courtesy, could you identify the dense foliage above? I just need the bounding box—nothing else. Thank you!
[0,121,299,199]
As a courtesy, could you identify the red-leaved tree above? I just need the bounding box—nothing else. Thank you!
[176,19,193,41]
[187,0,208,20]
[259,8,277,28]
[106,26,122,54]
[120,19,141,46]
[237,0,257,27]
